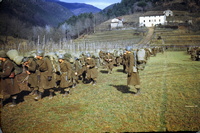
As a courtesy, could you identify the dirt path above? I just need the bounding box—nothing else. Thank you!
[137,27,154,45]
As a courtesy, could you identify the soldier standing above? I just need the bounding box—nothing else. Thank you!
[34,50,56,100]
[58,55,73,96]
[22,57,38,95]
[85,53,98,85]
[122,50,128,73]
[0,50,21,107]
[104,51,115,74]
[126,46,141,95]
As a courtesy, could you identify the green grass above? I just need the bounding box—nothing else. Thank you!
[1,51,200,132]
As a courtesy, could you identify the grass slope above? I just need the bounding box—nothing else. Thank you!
[1,51,200,132]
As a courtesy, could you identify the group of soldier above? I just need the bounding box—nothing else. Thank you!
[187,46,200,61]
[0,46,163,107]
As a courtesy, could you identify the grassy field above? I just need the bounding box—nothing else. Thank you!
[1,51,200,132]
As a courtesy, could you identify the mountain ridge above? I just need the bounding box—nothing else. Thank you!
[46,0,101,15]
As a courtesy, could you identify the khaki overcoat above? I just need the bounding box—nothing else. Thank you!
[104,54,115,70]
[59,60,73,88]
[0,59,20,97]
[37,57,56,90]
[26,58,38,88]
[126,52,140,87]
[86,58,98,80]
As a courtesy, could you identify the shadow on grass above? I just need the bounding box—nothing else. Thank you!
[100,70,108,74]
[116,69,124,73]
[3,90,30,106]
[109,84,136,94]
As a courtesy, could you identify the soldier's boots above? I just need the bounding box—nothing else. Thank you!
[9,97,17,107]
[135,88,141,95]
[108,70,112,74]
[34,92,42,100]
[93,80,96,86]
[63,91,69,97]
[49,92,54,99]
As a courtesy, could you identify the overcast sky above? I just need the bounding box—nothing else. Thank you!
[59,0,121,9]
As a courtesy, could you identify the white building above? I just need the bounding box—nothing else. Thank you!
[110,18,123,29]
[139,11,166,27]
[163,9,173,16]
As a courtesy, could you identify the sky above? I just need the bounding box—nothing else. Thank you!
[59,0,122,9]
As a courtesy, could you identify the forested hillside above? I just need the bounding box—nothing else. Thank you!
[47,0,101,15]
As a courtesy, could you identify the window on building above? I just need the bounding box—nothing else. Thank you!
[144,20,145,22]
[159,19,161,22]
[149,20,151,22]
[154,19,156,22]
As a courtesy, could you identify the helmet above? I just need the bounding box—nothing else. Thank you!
[22,57,29,63]
[58,54,65,59]
[36,50,44,57]
[125,46,132,51]
[86,53,91,57]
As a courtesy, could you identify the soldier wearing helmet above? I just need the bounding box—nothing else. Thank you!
[0,50,21,107]
[34,50,56,100]
[22,56,38,96]
[104,51,115,74]
[58,54,73,96]
[125,46,141,95]
[85,53,98,85]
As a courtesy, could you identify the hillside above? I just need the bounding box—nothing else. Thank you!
[0,0,74,27]
[51,1,101,15]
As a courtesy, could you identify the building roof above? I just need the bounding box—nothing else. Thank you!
[140,11,165,17]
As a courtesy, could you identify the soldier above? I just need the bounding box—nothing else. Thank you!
[126,46,141,95]
[190,47,197,61]
[99,50,105,66]
[22,57,38,95]
[0,50,21,107]
[115,54,123,66]
[58,54,73,96]
[196,47,200,61]
[34,50,56,100]
[144,48,151,61]
[73,57,82,85]
[151,47,157,56]
[79,53,87,83]
[122,50,128,73]
[85,53,98,85]
[104,51,115,74]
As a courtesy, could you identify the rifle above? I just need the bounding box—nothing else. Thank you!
[21,75,29,83]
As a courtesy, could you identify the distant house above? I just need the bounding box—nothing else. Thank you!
[163,9,173,16]
[110,17,123,29]
[139,11,166,27]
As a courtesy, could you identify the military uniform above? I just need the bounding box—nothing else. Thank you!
[122,52,128,73]
[85,57,98,85]
[104,53,115,74]
[23,58,38,94]
[34,50,56,100]
[0,50,21,107]
[59,60,73,89]
[0,59,21,98]
[126,47,141,95]
[37,57,56,91]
